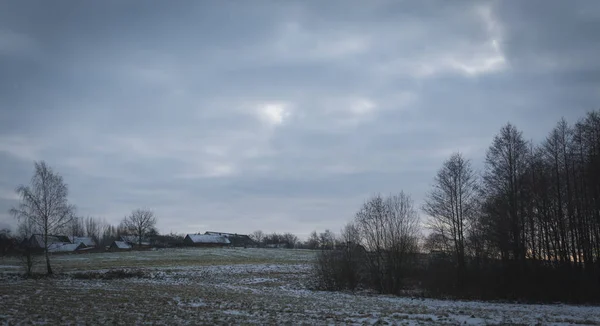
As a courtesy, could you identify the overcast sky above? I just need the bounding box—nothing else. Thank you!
[0,0,598,238]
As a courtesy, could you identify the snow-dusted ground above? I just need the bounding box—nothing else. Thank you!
[1,248,600,325]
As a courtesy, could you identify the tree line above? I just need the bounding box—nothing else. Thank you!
[249,229,337,249]
[315,109,600,303]
[8,161,159,274]
[4,161,313,275]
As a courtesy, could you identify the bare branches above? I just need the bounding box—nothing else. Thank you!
[423,152,478,280]
[353,192,420,294]
[250,230,265,246]
[123,209,157,246]
[10,161,75,275]
[355,192,420,253]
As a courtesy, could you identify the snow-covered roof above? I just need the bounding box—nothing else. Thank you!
[69,236,96,247]
[48,243,84,253]
[205,231,250,238]
[112,241,132,249]
[120,236,150,246]
[29,234,71,248]
[186,234,231,244]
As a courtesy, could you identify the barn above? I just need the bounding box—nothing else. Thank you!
[120,236,150,248]
[184,234,231,247]
[24,234,71,251]
[48,242,87,254]
[204,231,256,248]
[109,241,132,251]
[69,236,97,248]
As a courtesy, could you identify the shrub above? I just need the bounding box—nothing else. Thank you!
[313,246,365,291]
[72,269,146,280]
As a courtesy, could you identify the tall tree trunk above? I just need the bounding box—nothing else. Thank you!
[44,234,52,275]
[45,250,52,275]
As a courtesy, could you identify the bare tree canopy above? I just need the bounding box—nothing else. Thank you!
[354,192,421,294]
[10,161,75,275]
[70,216,85,238]
[355,192,420,253]
[123,209,157,246]
[423,152,478,282]
[282,232,299,249]
[340,222,360,246]
[306,231,320,250]
[250,230,265,246]
[482,123,530,262]
[84,216,104,243]
[319,230,335,250]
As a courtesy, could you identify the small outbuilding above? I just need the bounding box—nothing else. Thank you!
[120,236,150,247]
[184,234,230,247]
[204,231,256,248]
[25,234,71,250]
[48,242,87,253]
[69,236,97,248]
[109,241,132,251]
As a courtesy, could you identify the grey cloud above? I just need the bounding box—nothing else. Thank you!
[0,0,599,236]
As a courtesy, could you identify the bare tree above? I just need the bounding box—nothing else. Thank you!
[306,231,320,249]
[354,192,420,294]
[122,209,157,247]
[70,216,85,238]
[282,232,299,249]
[319,230,335,250]
[10,161,75,275]
[423,152,478,282]
[423,232,452,253]
[15,214,39,275]
[250,230,265,246]
[16,212,38,241]
[100,224,118,247]
[84,216,101,243]
[339,222,360,247]
[482,123,530,263]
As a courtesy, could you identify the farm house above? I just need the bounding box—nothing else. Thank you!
[184,234,230,247]
[204,231,256,248]
[109,241,132,251]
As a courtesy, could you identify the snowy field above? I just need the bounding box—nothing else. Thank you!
[1,248,600,325]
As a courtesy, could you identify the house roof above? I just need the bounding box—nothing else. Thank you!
[205,231,250,238]
[32,234,70,244]
[29,234,71,248]
[48,243,85,253]
[112,241,132,249]
[69,236,96,247]
[204,232,255,246]
[120,235,150,246]
[186,234,231,244]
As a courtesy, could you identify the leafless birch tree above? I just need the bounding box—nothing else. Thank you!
[10,161,75,275]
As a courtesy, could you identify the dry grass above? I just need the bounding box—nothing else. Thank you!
[1,248,600,325]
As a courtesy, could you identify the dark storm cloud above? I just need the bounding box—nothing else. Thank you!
[0,0,598,236]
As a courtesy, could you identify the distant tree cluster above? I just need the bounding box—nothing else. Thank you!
[303,230,336,250]
[453,111,600,302]
[315,110,600,303]
[8,161,160,275]
[250,230,299,249]
[10,162,75,275]
[314,192,421,294]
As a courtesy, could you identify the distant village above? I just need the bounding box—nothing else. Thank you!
[0,228,338,257]
[2,231,275,255]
